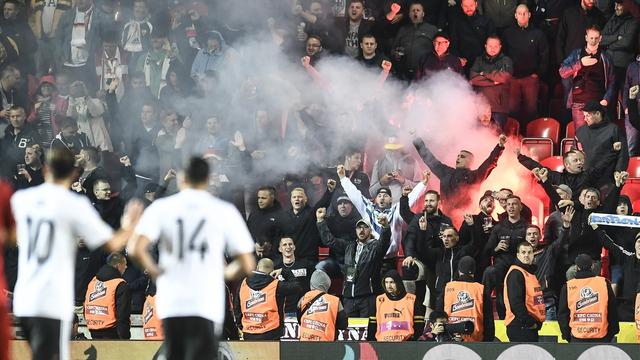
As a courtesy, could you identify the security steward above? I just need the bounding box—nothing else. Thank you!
[84,252,131,339]
[372,270,418,341]
[504,242,546,342]
[636,286,640,343]
[442,256,494,342]
[558,254,618,342]
[142,283,163,340]
[298,270,347,341]
[234,258,301,340]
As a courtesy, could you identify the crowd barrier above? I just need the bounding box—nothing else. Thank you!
[9,340,640,359]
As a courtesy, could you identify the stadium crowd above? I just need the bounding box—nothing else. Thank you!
[1,0,640,345]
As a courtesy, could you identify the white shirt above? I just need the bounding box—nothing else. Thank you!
[134,189,254,323]
[12,183,113,321]
[41,0,58,36]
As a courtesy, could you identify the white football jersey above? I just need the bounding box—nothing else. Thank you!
[135,189,254,323]
[12,183,114,321]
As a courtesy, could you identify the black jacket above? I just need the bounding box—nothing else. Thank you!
[600,13,638,68]
[598,229,640,305]
[50,131,91,155]
[416,52,464,80]
[278,189,333,262]
[448,12,496,63]
[556,5,606,63]
[484,218,528,269]
[1,124,41,179]
[517,148,618,200]
[459,212,497,278]
[247,200,282,247]
[233,271,301,340]
[504,260,542,329]
[402,210,453,263]
[502,24,549,78]
[92,264,131,339]
[576,120,628,187]
[413,137,503,211]
[533,225,570,295]
[558,270,618,342]
[93,196,124,229]
[318,221,391,298]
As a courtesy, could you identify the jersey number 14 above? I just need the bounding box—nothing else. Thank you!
[171,219,209,261]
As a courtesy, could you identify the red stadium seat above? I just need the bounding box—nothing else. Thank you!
[527,117,560,144]
[504,117,520,137]
[540,156,564,172]
[524,195,546,227]
[621,178,640,203]
[627,157,640,178]
[565,121,575,139]
[521,138,554,161]
[560,138,575,155]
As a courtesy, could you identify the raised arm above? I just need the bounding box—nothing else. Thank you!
[338,165,373,221]
[473,135,506,182]
[412,136,451,179]
[316,208,348,252]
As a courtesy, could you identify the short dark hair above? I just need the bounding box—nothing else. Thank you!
[257,186,276,197]
[526,224,541,233]
[425,190,440,201]
[185,157,209,184]
[585,24,601,34]
[499,188,513,194]
[429,310,449,324]
[307,34,322,44]
[107,252,126,267]
[486,35,502,44]
[563,149,582,161]
[8,105,24,114]
[516,241,533,252]
[3,0,20,8]
[361,34,376,42]
[47,148,76,179]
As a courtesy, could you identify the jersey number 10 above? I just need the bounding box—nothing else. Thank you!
[26,217,54,264]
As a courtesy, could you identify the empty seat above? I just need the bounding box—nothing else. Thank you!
[527,117,560,144]
[627,157,640,178]
[522,138,554,161]
[540,156,564,172]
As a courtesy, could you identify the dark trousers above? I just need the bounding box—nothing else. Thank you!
[510,75,541,124]
[89,327,119,339]
[507,324,539,342]
[482,263,509,319]
[343,295,376,318]
[19,317,65,360]
[163,317,217,360]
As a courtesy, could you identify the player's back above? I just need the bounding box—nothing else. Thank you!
[11,183,113,320]
[141,189,250,323]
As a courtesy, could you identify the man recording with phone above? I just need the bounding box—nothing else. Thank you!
[419,310,473,342]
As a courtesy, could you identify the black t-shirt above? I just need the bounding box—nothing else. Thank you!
[573,49,605,104]
[274,258,316,313]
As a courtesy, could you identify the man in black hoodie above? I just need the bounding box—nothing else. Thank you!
[247,186,282,259]
[558,254,618,342]
[316,194,360,278]
[370,269,421,341]
[92,179,124,229]
[83,252,131,339]
[234,258,301,340]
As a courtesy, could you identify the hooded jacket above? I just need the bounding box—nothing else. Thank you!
[190,31,234,79]
[558,269,619,341]
[233,271,301,340]
[92,264,131,339]
[318,221,391,298]
[247,200,283,248]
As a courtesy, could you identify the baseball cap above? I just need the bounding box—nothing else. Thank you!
[555,184,573,198]
[583,100,604,114]
[384,136,404,150]
[356,218,371,228]
[479,190,494,205]
[376,187,392,197]
[457,256,476,275]
[575,254,594,272]
[336,195,352,204]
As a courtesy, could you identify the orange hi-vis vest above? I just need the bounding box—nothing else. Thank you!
[504,265,546,326]
[84,277,125,330]
[142,295,164,340]
[444,281,485,342]
[239,278,280,334]
[298,290,340,341]
[567,276,609,339]
[375,292,415,342]
[635,293,640,343]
